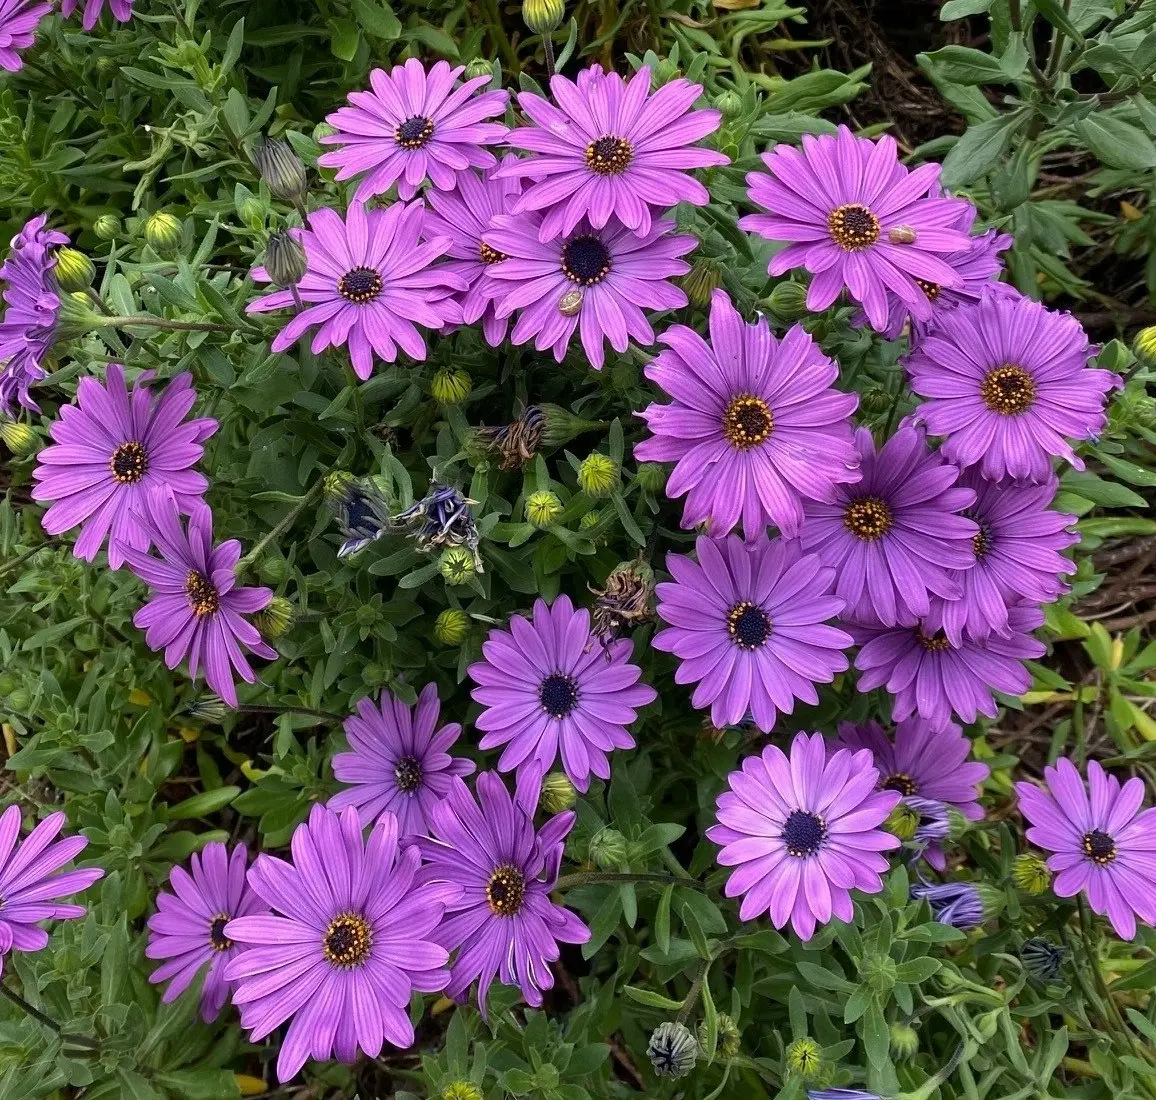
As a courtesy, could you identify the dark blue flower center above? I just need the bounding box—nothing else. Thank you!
[395,115,434,149]
[394,755,423,794]
[208,913,233,952]
[323,912,373,968]
[540,673,579,718]
[338,265,383,304]
[727,602,770,649]
[486,863,526,916]
[1082,828,1116,865]
[782,809,826,858]
[585,135,633,175]
[561,235,612,286]
[110,440,148,484]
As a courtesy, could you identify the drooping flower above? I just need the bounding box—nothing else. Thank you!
[852,603,1046,729]
[1015,757,1156,940]
[653,536,853,732]
[246,202,466,381]
[706,732,901,940]
[224,805,456,1083]
[0,215,68,416]
[423,158,523,347]
[468,595,656,792]
[799,423,978,626]
[31,366,217,570]
[922,469,1077,645]
[484,211,694,370]
[123,491,275,708]
[329,683,476,838]
[0,0,52,72]
[395,483,482,570]
[328,474,392,559]
[905,286,1120,481]
[60,0,132,30]
[635,288,860,539]
[499,64,727,240]
[318,58,509,203]
[740,126,974,330]
[146,843,267,1021]
[414,769,590,1012]
[0,805,103,969]
[909,878,985,929]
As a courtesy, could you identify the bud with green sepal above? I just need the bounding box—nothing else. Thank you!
[680,258,723,309]
[578,453,618,498]
[588,827,628,870]
[465,58,494,80]
[785,1037,823,1079]
[765,280,808,322]
[1132,325,1156,371]
[145,212,184,258]
[890,1022,919,1060]
[430,367,472,405]
[93,214,121,241]
[540,772,577,813]
[439,546,477,585]
[1012,853,1051,895]
[526,490,562,528]
[0,420,38,456]
[647,1022,697,1079]
[256,136,308,206]
[434,608,471,646]
[53,247,95,293]
[522,0,564,35]
[697,1014,740,1059]
[264,230,307,290]
[254,596,294,639]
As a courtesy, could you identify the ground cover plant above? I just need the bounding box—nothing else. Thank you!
[3,0,1156,1098]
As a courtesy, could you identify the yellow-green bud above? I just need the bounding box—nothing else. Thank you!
[540,772,577,813]
[538,403,601,449]
[522,0,564,35]
[766,280,808,321]
[264,230,307,288]
[635,462,666,493]
[93,214,121,241]
[784,1037,823,1079]
[439,546,477,585]
[430,367,473,405]
[0,672,19,696]
[526,489,562,528]
[1133,325,1156,370]
[974,883,1007,920]
[7,687,32,712]
[53,247,95,292]
[579,509,602,531]
[145,212,184,258]
[890,1022,919,1060]
[680,258,723,309]
[323,470,356,501]
[589,827,628,870]
[465,58,494,80]
[0,421,38,456]
[256,136,309,204]
[95,55,119,79]
[434,608,471,646]
[442,1084,483,1100]
[697,1013,741,1059]
[886,802,921,842]
[254,596,294,639]
[714,90,744,121]
[578,453,618,498]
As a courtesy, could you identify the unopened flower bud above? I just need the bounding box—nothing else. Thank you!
[93,214,121,241]
[697,1013,741,1059]
[538,402,602,449]
[1013,853,1051,895]
[714,90,744,120]
[680,258,723,308]
[885,802,920,842]
[526,490,562,528]
[465,58,494,80]
[56,291,100,337]
[1021,936,1066,984]
[313,121,338,143]
[647,1022,697,1079]
[182,695,229,724]
[439,546,477,585]
[653,58,681,85]
[434,608,471,646]
[145,212,184,258]
[0,420,37,456]
[578,453,617,498]
[579,509,602,531]
[256,136,308,204]
[785,1037,823,1079]
[254,596,294,639]
[890,1022,919,1060]
[589,827,628,870]
[53,247,95,292]
[765,280,808,321]
[522,0,564,35]
[323,470,356,501]
[540,772,577,813]
[264,230,307,288]
[239,196,265,231]
[441,1084,483,1100]
[635,462,666,493]
[430,367,472,405]
[1132,325,1156,370]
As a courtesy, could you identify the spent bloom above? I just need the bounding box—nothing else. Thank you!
[500,64,727,240]
[707,732,901,940]
[247,202,466,380]
[635,288,860,539]
[415,769,590,1012]
[60,0,132,30]
[469,595,656,792]
[318,58,508,202]
[484,211,694,369]
[0,0,52,72]
[146,842,267,1022]
[123,491,275,708]
[1015,757,1156,940]
[225,805,456,1082]
[741,126,974,331]
[31,366,217,569]
[0,805,103,968]
[906,286,1119,481]
[653,536,852,732]
[329,683,476,838]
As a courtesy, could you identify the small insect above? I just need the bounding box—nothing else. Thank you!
[559,288,584,316]
[888,225,918,244]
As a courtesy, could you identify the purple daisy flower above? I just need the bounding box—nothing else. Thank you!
[0,0,51,72]
[329,683,476,838]
[414,768,590,1012]
[653,535,853,732]
[706,732,901,940]
[635,288,860,539]
[224,805,457,1083]
[499,64,728,241]
[60,0,132,30]
[468,595,656,793]
[146,842,267,1022]
[123,491,275,708]
[31,366,217,570]
[906,286,1120,481]
[922,468,1077,646]
[1016,758,1156,940]
[246,202,466,381]
[318,58,509,203]
[799,423,978,627]
[0,805,103,969]
[484,211,694,369]
[423,157,524,346]
[740,126,974,331]
[0,215,68,416]
[852,602,1046,729]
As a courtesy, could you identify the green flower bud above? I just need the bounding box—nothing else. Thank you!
[264,230,307,288]
[253,596,294,639]
[323,470,357,501]
[974,883,1007,920]
[0,672,19,696]
[53,247,95,292]
[522,0,564,35]
[465,57,494,80]
[680,258,723,309]
[6,687,32,712]
[1021,936,1066,984]
[647,1022,697,1079]
[653,58,681,86]
[434,608,471,646]
[860,386,892,415]
[885,801,921,842]
[714,90,744,121]
[145,212,184,258]
[539,402,602,449]
[635,462,667,493]
[1133,325,1156,371]
[579,509,602,531]
[890,1022,919,1060]
[577,453,618,498]
[0,420,38,456]
[765,280,808,321]
[540,772,577,813]
[256,136,308,204]
[182,694,228,724]
[785,1037,823,1079]
[526,489,562,528]
[430,366,473,405]
[697,1013,741,1059]
[95,55,119,80]
[439,546,478,585]
[239,196,266,231]
[442,1085,483,1100]
[589,827,628,870]
[93,214,122,241]
[1012,853,1051,895]
[260,556,291,584]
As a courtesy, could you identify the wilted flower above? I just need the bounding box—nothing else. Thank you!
[589,557,654,644]
[255,137,308,204]
[577,452,617,497]
[434,608,471,646]
[475,405,546,469]
[647,1022,698,1079]
[526,489,562,527]
[1021,936,1066,983]
[330,477,392,558]
[396,484,482,570]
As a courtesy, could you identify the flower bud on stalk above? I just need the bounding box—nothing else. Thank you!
[254,596,294,639]
[786,1037,823,1079]
[264,230,308,308]
[439,546,477,585]
[53,247,95,292]
[522,0,564,35]
[0,420,37,456]
[680,258,723,308]
[540,772,577,813]
[647,1022,697,1079]
[1133,325,1156,371]
[430,367,472,405]
[588,827,628,870]
[434,608,470,646]
[93,214,121,241]
[526,490,562,528]
[256,136,309,207]
[145,212,184,258]
[465,58,494,80]
[765,280,808,321]
[577,453,618,498]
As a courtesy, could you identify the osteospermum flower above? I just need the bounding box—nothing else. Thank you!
[922,469,1077,645]
[60,0,132,30]
[318,58,509,203]
[484,211,694,369]
[146,843,267,1021]
[329,683,476,837]
[706,732,901,940]
[0,215,68,416]
[635,288,859,539]
[415,769,589,1011]
[468,595,656,792]
[1016,758,1156,940]
[799,423,978,626]
[0,0,51,72]
[653,536,853,732]
[423,159,524,346]
[123,491,275,708]
[740,126,974,331]
[246,202,466,381]
[906,286,1119,481]
[31,366,217,570]
[852,602,1046,729]
[499,64,728,240]
[224,805,456,1083]
[0,805,103,968]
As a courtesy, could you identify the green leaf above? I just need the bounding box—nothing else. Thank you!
[329,18,360,60]
[893,957,941,984]
[941,111,1027,187]
[941,0,992,16]
[922,45,1008,84]
[1063,470,1147,508]
[1096,452,1156,488]
[163,786,241,819]
[622,986,683,1010]
[1034,0,1085,40]
[655,884,673,954]
[1071,115,1156,170]
[861,999,890,1069]
[701,976,720,1064]
[353,0,401,39]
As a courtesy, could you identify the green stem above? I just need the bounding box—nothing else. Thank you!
[543,34,557,78]
[101,315,232,334]
[675,956,711,1026]
[484,0,519,73]
[0,540,57,582]
[554,871,706,891]
[238,478,326,571]
[0,982,100,1051]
